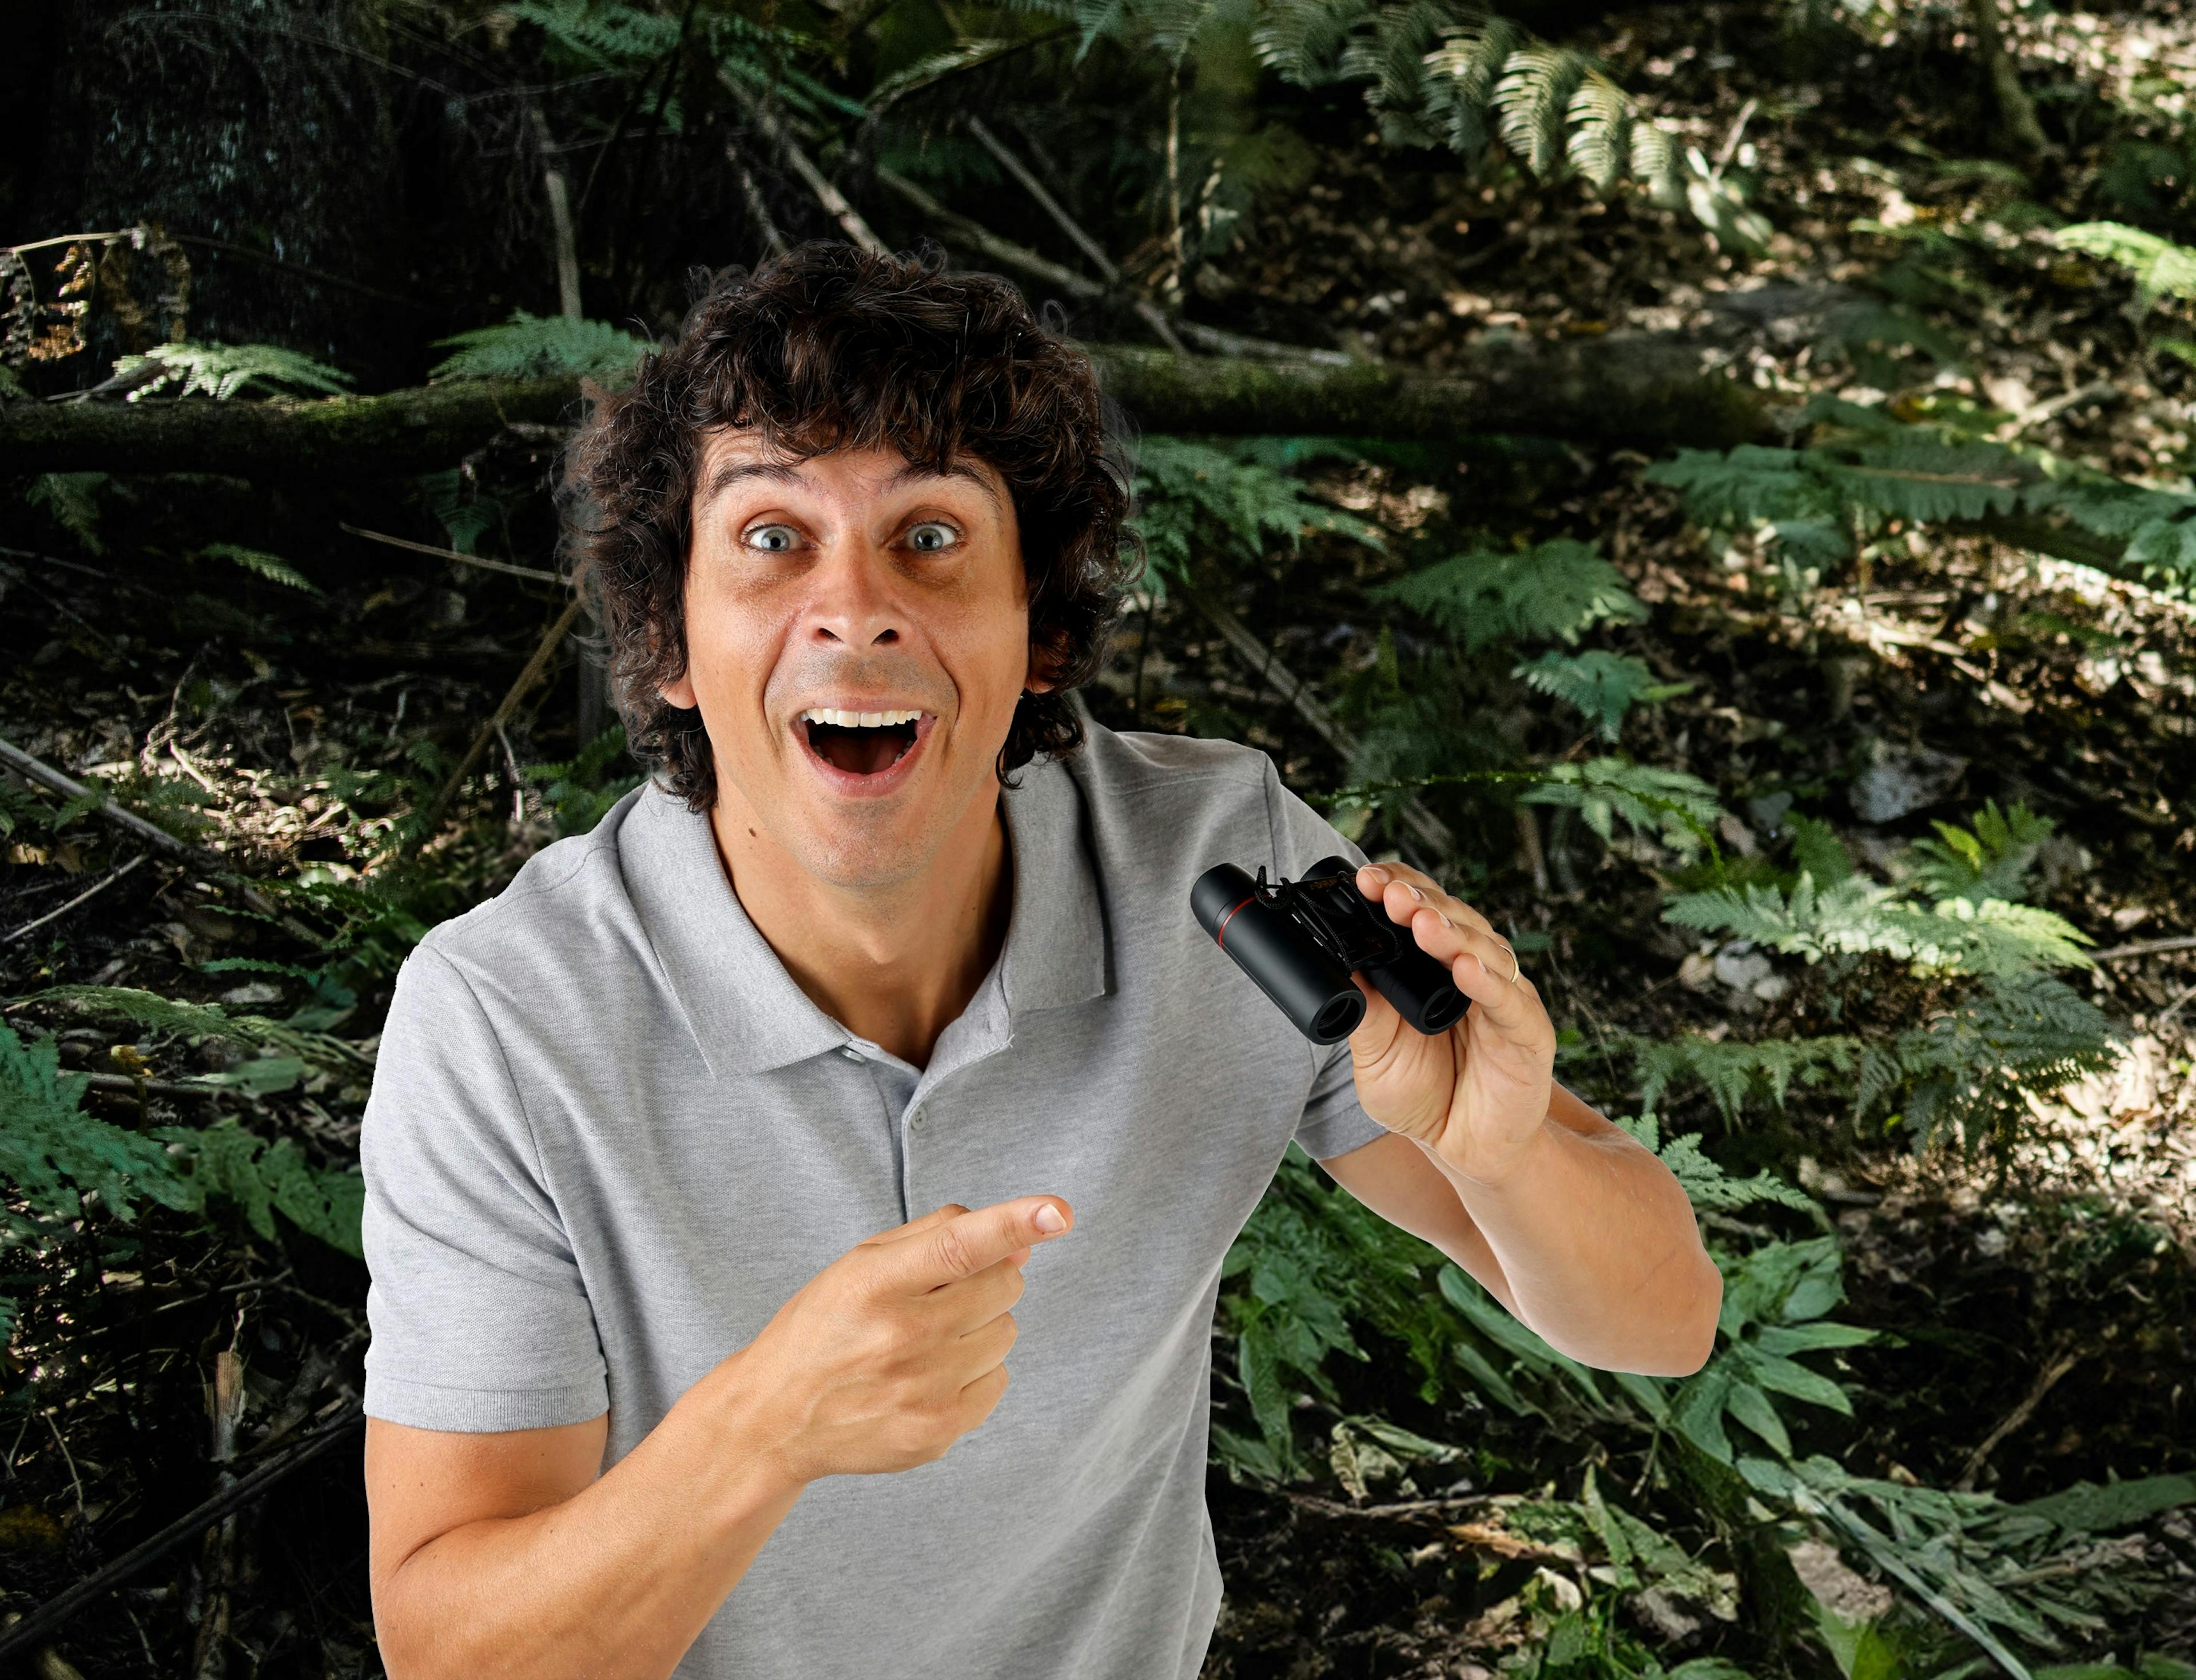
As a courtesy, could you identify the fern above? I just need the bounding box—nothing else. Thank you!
[1616,1110,1818,1213]
[1375,539,1645,651]
[110,340,351,401]
[26,471,110,554]
[1649,401,2196,594]
[1664,871,2092,977]
[31,985,369,1074]
[0,1024,364,1347]
[2054,221,2196,314]
[1131,436,1383,587]
[1909,801,2053,905]
[1632,1033,1864,1126]
[429,310,652,384]
[1514,649,1682,742]
[1669,1237,1875,1463]
[197,543,319,593]
[154,1120,363,1257]
[1517,757,1724,855]
[524,724,645,838]
[0,1024,196,1229]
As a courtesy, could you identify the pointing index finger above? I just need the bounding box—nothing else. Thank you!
[892,1197,1073,1293]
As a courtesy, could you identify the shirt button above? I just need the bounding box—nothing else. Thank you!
[839,1046,865,1063]
[909,1108,927,1132]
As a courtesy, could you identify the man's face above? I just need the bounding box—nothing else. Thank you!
[662,431,1043,891]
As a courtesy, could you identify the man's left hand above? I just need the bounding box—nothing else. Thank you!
[1344,862,1556,1187]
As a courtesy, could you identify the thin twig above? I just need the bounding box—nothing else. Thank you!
[964,116,1122,284]
[729,139,789,260]
[339,523,560,583]
[963,115,1188,355]
[0,737,200,865]
[2,853,150,945]
[1284,1491,1497,1522]
[406,598,587,854]
[719,70,887,254]
[1955,1341,2086,1491]
[1180,586,1454,862]
[2091,933,2196,963]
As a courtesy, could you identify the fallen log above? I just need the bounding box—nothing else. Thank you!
[0,336,1774,479]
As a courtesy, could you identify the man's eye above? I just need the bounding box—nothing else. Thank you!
[906,521,958,553]
[743,524,800,553]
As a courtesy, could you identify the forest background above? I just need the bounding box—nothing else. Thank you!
[1,0,2193,1674]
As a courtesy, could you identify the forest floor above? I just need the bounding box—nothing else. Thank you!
[5,1,2196,1675]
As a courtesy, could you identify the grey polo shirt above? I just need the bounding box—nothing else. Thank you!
[360,723,1387,1679]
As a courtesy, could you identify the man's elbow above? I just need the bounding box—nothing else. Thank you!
[1653,1249,1723,1377]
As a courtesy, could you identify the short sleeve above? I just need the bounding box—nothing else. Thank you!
[360,943,608,1432]
[1261,759,1391,1163]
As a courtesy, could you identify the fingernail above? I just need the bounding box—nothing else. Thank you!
[1364,866,1390,884]
[1407,885,1425,901]
[1033,1204,1067,1234]
[1438,911,1453,927]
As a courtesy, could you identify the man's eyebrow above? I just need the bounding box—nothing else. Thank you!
[698,459,807,509]
[886,458,1005,510]
[696,455,1004,513]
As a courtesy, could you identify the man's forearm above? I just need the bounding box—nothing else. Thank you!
[1425,1088,1720,1375]
[376,1356,802,1680]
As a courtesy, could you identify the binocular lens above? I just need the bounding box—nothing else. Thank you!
[1192,863,1366,1044]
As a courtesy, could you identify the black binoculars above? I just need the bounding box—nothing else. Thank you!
[1191,856,1469,1044]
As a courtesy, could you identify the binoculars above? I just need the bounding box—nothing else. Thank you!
[1191,856,1469,1044]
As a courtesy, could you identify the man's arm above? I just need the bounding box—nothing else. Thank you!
[1318,1085,1720,1376]
[365,1196,1072,1680]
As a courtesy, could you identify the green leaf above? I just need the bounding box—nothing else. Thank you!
[112,340,352,401]
[429,310,651,384]
[1722,1376,1794,1455]
[1514,650,1665,741]
[197,543,320,594]
[2009,1475,2196,1535]
[1376,539,1645,651]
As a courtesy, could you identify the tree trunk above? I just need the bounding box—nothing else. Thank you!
[0,335,1772,478]
[1970,0,2050,160]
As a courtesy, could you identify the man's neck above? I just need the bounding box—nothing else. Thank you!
[705,790,1013,1070]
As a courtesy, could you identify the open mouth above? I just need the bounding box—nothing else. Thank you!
[798,707,923,777]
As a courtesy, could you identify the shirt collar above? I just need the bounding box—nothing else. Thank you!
[619,754,1110,1080]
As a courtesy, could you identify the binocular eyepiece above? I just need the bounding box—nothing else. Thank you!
[1191,857,1469,1044]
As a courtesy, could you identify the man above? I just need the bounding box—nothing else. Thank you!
[360,241,1720,1680]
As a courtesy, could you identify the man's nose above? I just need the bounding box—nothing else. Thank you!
[803,540,901,649]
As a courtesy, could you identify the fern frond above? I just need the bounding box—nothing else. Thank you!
[197,543,319,593]
[1493,44,1590,178]
[1513,649,1666,742]
[0,1024,193,1227]
[1421,18,1523,154]
[2054,221,2196,312]
[1375,539,1644,651]
[112,341,352,402]
[429,311,651,383]
[31,985,369,1073]
[1263,0,1366,82]
[1907,801,2054,905]
[1132,436,1383,587]
[1518,757,1724,854]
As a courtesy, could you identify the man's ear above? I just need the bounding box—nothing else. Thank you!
[660,670,699,710]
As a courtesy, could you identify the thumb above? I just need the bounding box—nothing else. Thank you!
[893,1196,1073,1292]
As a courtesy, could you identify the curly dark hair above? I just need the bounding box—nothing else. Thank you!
[560,240,1139,810]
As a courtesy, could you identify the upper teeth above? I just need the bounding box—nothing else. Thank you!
[800,707,921,728]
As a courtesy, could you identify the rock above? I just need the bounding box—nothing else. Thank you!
[1713,941,1775,992]
[1785,1538,1894,1621]
[1848,739,1968,823]
[1678,951,1718,991]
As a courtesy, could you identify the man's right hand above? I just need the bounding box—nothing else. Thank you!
[732,1196,1075,1484]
